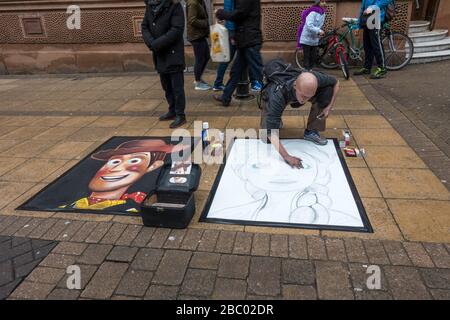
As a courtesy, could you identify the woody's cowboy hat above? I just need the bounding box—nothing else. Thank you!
[91,139,189,161]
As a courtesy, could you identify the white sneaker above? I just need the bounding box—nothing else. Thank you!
[194,81,212,91]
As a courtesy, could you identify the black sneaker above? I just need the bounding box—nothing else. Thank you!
[159,112,176,121]
[169,116,186,129]
[353,67,371,76]
[213,94,230,107]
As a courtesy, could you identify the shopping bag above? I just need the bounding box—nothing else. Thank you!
[210,23,230,63]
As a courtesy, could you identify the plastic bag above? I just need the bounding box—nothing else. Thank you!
[210,23,230,63]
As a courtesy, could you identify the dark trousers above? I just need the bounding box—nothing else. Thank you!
[159,71,186,117]
[190,37,210,82]
[214,36,259,87]
[306,86,333,132]
[363,26,385,69]
[222,44,264,104]
[302,44,317,70]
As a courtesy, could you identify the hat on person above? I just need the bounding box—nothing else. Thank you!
[91,139,189,161]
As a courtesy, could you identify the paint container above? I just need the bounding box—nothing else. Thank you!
[344,147,366,158]
[202,122,210,149]
[339,140,346,148]
[342,130,351,146]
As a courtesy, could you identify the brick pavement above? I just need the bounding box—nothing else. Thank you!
[0,70,449,300]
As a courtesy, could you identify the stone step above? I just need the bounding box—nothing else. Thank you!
[411,49,450,64]
[413,37,450,53]
[409,20,431,34]
[409,29,448,43]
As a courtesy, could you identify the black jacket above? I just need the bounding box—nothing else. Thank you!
[216,0,262,48]
[142,0,185,73]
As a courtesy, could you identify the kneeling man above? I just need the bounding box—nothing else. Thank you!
[260,63,339,168]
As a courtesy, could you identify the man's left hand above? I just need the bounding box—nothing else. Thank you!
[317,105,332,119]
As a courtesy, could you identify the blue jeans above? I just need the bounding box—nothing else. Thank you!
[222,44,263,104]
[214,40,260,88]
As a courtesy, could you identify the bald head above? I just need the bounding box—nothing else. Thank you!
[295,72,318,104]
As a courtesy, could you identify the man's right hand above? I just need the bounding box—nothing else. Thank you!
[284,155,303,169]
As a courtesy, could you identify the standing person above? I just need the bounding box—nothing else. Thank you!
[187,0,212,90]
[297,0,327,71]
[141,0,187,128]
[353,0,390,79]
[213,0,263,92]
[213,0,264,106]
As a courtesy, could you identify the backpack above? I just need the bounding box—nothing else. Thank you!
[257,59,302,109]
[385,0,397,22]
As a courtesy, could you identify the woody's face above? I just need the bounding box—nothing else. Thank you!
[89,152,157,192]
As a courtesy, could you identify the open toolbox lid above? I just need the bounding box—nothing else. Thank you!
[155,162,202,194]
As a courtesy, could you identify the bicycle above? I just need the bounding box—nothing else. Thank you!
[295,17,414,76]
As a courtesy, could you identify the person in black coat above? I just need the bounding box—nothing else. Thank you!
[142,0,187,128]
[213,0,264,106]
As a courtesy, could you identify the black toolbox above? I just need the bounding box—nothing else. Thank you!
[140,162,201,229]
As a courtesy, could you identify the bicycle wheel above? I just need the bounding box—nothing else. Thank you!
[382,31,414,71]
[320,35,350,69]
[295,48,303,69]
[338,50,350,80]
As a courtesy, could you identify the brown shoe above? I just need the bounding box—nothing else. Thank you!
[159,112,176,121]
[213,94,230,107]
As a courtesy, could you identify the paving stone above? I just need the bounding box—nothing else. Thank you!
[251,233,270,256]
[248,257,281,296]
[282,259,315,285]
[282,285,317,300]
[325,238,347,262]
[270,235,289,258]
[344,238,368,263]
[85,222,112,243]
[115,270,154,297]
[180,229,203,251]
[382,241,412,266]
[53,242,87,256]
[430,289,450,300]
[131,227,156,247]
[10,281,54,300]
[81,262,128,299]
[145,285,179,300]
[189,252,221,270]
[115,224,142,246]
[100,223,127,245]
[307,237,327,260]
[12,251,34,268]
[0,216,18,234]
[14,260,41,278]
[152,250,191,286]
[180,269,216,297]
[27,267,66,284]
[363,240,390,265]
[355,290,393,300]
[217,255,250,279]
[70,221,98,243]
[1,217,32,237]
[315,261,354,300]
[41,219,71,240]
[131,248,164,271]
[56,220,85,241]
[47,288,80,300]
[163,229,186,249]
[57,264,98,290]
[40,253,77,269]
[0,260,13,286]
[212,278,247,300]
[14,218,42,238]
[111,295,142,300]
[76,244,113,265]
[420,269,450,289]
[197,229,220,252]
[423,243,450,269]
[33,242,57,261]
[348,263,388,293]
[106,246,138,263]
[288,235,308,260]
[28,218,58,239]
[403,242,434,268]
[0,278,23,300]
[232,232,253,255]
[147,228,171,248]
[384,266,431,300]
[215,231,236,254]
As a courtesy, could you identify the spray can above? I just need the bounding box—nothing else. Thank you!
[202,122,210,149]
